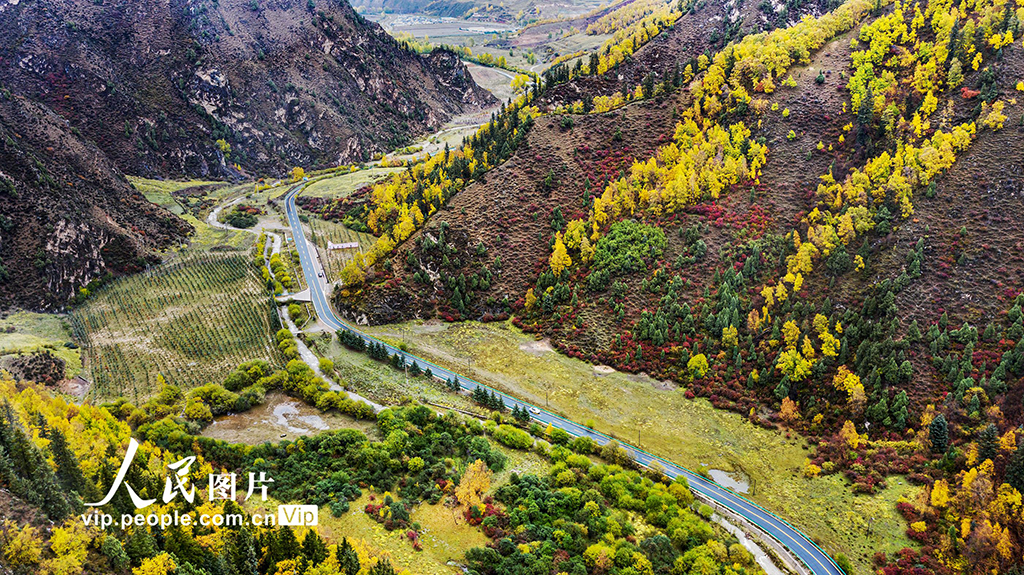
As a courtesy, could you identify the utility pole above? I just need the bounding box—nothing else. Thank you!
[535,379,551,407]
[632,408,654,449]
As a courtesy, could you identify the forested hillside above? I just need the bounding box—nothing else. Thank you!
[0,371,764,575]
[329,0,1024,571]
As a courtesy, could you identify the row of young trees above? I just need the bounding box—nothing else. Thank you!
[69,254,281,402]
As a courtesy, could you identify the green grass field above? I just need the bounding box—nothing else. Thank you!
[69,254,281,403]
[358,320,917,572]
[300,167,404,199]
[316,336,481,415]
[0,311,82,378]
[130,176,257,253]
[127,176,225,214]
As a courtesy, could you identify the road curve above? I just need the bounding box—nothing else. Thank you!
[282,184,844,575]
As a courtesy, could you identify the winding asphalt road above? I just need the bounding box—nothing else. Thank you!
[282,184,844,575]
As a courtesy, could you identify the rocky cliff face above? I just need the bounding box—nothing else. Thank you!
[0,92,192,309]
[0,0,495,178]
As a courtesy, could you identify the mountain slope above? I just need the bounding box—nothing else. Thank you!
[0,91,192,309]
[0,0,494,178]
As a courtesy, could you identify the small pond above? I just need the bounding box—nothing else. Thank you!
[708,469,751,494]
[202,391,377,445]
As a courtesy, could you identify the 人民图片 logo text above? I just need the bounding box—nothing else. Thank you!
[80,438,317,529]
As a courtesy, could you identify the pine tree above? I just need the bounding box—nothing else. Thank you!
[968,393,980,416]
[774,380,789,401]
[472,387,487,404]
[337,538,360,575]
[642,73,655,99]
[232,525,260,575]
[124,527,158,565]
[979,423,998,463]
[48,426,96,500]
[0,405,72,520]
[0,444,34,506]
[265,526,301,572]
[869,396,888,424]
[302,529,328,565]
[488,390,505,411]
[371,559,397,575]
[1006,445,1024,495]
[930,414,949,454]
[166,524,206,569]
[514,405,529,424]
[891,391,908,429]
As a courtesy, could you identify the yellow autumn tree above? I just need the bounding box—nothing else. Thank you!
[525,288,538,310]
[134,553,177,575]
[550,233,573,275]
[291,167,306,182]
[780,397,800,423]
[722,325,739,347]
[44,521,92,575]
[782,320,801,349]
[455,459,492,508]
[819,332,841,357]
[0,521,42,568]
[813,313,830,334]
[340,259,366,287]
[687,353,709,379]
[801,335,817,359]
[272,559,302,575]
[931,479,950,508]
[1000,429,1017,452]
[832,367,866,403]
[804,459,822,477]
[981,101,1007,130]
[776,349,813,381]
[839,420,861,449]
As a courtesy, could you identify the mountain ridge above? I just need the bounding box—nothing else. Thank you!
[0,0,494,179]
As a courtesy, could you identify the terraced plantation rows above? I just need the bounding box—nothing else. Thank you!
[69,254,282,402]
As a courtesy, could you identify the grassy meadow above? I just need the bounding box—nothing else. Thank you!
[358,319,918,570]
[0,311,83,379]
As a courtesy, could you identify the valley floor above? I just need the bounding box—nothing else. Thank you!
[354,319,918,570]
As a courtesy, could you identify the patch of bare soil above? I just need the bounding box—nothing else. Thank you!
[519,338,555,355]
[59,375,90,399]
